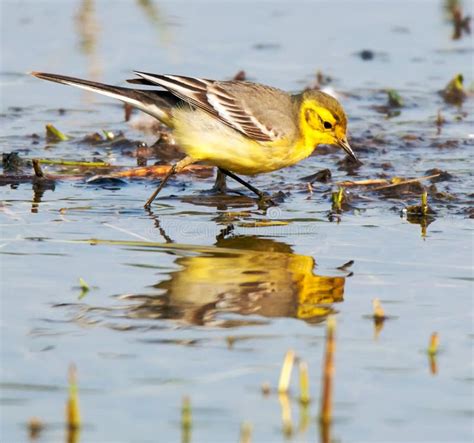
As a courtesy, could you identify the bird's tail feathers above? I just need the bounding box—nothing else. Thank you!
[31,72,178,126]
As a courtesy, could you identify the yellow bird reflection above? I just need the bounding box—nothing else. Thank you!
[125,236,349,326]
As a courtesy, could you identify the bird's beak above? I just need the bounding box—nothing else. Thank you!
[336,137,361,164]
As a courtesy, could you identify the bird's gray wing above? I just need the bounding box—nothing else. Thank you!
[133,72,297,142]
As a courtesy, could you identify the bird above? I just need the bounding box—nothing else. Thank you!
[31,71,359,208]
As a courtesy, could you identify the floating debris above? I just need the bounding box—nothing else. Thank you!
[337,153,362,173]
[81,131,105,144]
[2,152,26,173]
[80,130,137,148]
[136,142,148,167]
[38,159,111,168]
[45,123,70,142]
[299,168,332,183]
[424,169,452,184]
[261,381,271,396]
[336,178,389,187]
[331,187,348,213]
[329,187,353,221]
[441,74,466,104]
[102,129,115,141]
[27,417,44,440]
[387,89,404,107]
[427,184,457,203]
[331,187,344,210]
[103,164,213,179]
[372,89,404,116]
[236,220,289,228]
[85,176,127,189]
[451,5,471,39]
[358,49,374,60]
[78,278,89,291]
[405,192,436,217]
[339,173,444,197]
[78,278,90,300]
[233,70,246,81]
[1,160,213,187]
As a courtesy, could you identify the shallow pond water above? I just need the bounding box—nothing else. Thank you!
[1,1,473,442]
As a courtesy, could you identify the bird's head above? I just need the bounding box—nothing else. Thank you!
[298,89,359,163]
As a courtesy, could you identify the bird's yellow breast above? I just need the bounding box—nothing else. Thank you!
[171,108,314,175]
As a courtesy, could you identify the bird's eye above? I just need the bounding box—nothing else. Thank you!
[324,121,333,129]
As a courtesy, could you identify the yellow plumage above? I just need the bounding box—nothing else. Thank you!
[172,107,313,175]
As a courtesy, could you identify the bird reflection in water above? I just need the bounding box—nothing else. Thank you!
[122,236,351,327]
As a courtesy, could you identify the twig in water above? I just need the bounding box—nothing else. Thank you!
[279,393,293,437]
[372,298,386,339]
[66,364,80,429]
[320,316,336,425]
[278,350,295,394]
[38,159,110,167]
[428,332,439,356]
[239,422,252,443]
[427,332,439,375]
[32,159,44,178]
[298,360,311,405]
[181,396,192,443]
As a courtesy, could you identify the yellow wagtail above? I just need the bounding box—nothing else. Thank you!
[31,71,359,208]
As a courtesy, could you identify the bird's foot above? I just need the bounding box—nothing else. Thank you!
[257,193,276,210]
[257,191,287,210]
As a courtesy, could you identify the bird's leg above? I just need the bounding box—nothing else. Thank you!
[144,156,195,208]
[144,166,176,208]
[211,169,227,193]
[218,168,275,208]
[218,168,263,197]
